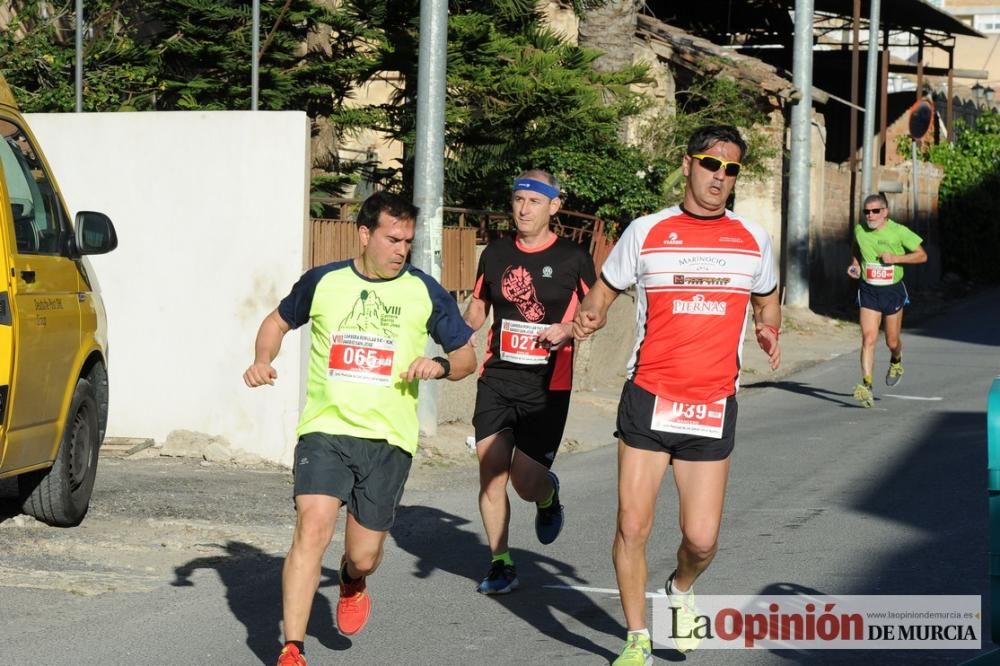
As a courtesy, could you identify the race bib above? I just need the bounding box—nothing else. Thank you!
[651,397,727,439]
[864,262,895,286]
[499,319,550,365]
[328,332,396,385]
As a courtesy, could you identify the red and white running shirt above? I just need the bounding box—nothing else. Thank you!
[602,205,777,404]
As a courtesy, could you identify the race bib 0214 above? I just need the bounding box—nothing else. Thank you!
[328,332,396,385]
[651,396,727,439]
[498,319,551,365]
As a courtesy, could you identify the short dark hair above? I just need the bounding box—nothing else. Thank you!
[687,125,748,162]
[356,191,419,230]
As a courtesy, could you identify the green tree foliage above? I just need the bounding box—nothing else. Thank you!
[917,112,1000,282]
[351,0,666,223]
[640,73,779,203]
[0,0,157,111]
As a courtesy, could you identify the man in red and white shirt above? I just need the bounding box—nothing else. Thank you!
[574,125,781,661]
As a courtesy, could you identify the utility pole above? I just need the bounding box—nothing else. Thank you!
[412,0,448,435]
[785,0,814,308]
[251,0,260,110]
[75,0,83,112]
[861,0,882,198]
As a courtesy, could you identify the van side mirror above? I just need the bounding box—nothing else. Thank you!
[74,211,117,255]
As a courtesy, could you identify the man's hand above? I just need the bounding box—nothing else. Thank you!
[755,323,781,370]
[401,356,447,382]
[879,251,896,264]
[244,362,277,387]
[573,309,605,340]
[536,322,572,349]
[847,260,861,279]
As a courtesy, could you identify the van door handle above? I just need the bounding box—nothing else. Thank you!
[20,270,35,283]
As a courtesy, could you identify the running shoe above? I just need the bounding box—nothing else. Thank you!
[476,559,519,595]
[612,633,652,666]
[886,362,904,387]
[666,570,702,654]
[336,559,371,636]
[534,470,564,545]
[276,644,307,666]
[852,382,874,408]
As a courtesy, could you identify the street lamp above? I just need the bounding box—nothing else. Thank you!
[973,82,985,106]
[986,86,995,109]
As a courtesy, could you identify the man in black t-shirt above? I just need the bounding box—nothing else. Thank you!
[463,169,596,595]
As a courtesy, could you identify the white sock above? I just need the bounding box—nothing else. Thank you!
[669,576,692,595]
[627,628,650,640]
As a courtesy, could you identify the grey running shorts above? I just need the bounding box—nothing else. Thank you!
[293,432,412,531]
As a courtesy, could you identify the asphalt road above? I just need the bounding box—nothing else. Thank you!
[1,288,998,665]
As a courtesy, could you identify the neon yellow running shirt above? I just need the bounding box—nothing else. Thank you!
[854,219,923,285]
[278,260,472,454]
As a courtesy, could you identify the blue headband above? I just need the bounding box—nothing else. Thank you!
[512,178,560,200]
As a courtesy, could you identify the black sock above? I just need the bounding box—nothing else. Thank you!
[891,355,901,364]
[285,641,304,654]
[341,563,357,583]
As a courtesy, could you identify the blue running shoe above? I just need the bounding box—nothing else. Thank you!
[476,559,518,595]
[534,470,564,545]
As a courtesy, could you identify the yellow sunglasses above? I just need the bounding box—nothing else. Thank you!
[690,153,742,177]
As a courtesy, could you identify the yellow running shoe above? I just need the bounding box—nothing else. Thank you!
[886,362,904,387]
[612,633,652,666]
[667,571,703,653]
[852,383,874,408]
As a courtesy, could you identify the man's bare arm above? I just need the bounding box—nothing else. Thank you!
[573,279,619,340]
[750,290,781,371]
[243,309,291,387]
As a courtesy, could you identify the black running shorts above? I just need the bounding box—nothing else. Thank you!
[472,374,571,468]
[292,432,412,531]
[614,380,737,461]
[857,280,909,315]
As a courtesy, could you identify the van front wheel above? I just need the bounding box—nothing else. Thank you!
[19,378,101,527]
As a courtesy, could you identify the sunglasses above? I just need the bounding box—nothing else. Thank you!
[864,207,884,215]
[690,153,742,177]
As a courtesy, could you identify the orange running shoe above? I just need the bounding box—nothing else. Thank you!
[276,643,307,666]
[336,560,372,636]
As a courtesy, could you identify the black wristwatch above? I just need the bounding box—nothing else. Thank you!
[432,356,451,379]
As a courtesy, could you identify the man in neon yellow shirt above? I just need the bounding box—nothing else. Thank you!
[244,192,476,666]
[847,193,927,407]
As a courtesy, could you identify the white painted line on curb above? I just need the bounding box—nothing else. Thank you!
[883,394,943,401]
[543,584,667,598]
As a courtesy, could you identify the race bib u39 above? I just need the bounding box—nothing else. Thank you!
[651,396,727,439]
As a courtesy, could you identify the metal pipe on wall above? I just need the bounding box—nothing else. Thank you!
[412,0,449,435]
[860,0,882,198]
[785,0,814,308]
[251,0,260,111]
[75,0,83,112]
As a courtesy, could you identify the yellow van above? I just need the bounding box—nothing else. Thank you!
[0,74,117,526]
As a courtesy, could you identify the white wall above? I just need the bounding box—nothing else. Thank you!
[25,111,310,464]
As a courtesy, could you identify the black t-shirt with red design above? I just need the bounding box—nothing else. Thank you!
[473,235,596,390]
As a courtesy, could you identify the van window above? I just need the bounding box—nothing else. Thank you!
[0,118,67,255]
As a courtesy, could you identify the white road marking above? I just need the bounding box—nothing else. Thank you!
[882,394,943,401]
[543,584,667,598]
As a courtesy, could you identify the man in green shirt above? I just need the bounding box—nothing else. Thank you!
[244,192,476,666]
[847,193,927,407]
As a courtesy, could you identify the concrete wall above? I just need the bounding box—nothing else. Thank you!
[25,111,311,464]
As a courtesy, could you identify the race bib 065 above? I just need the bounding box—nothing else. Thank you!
[328,332,396,385]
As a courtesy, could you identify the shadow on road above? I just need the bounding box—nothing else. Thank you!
[171,541,350,664]
[391,504,624,662]
[748,380,863,408]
